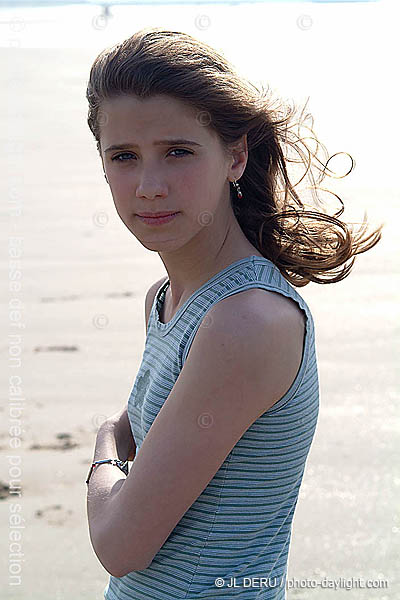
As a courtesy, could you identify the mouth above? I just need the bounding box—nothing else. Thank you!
[136,211,179,218]
[136,211,180,226]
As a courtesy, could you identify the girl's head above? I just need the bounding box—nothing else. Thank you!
[87,27,383,286]
[93,92,248,256]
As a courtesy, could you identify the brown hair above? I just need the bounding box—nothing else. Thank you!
[86,26,383,286]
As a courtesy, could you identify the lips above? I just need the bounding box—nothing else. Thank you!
[137,211,179,217]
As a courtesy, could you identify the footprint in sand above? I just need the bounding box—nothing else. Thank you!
[34,345,79,352]
[0,481,10,500]
[40,295,80,302]
[105,291,134,298]
[35,504,73,526]
[30,432,79,451]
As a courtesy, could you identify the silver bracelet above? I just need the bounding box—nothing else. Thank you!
[86,458,129,485]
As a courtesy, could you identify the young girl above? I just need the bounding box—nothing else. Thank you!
[85,27,383,599]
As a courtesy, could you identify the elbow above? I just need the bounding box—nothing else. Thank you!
[113,551,152,577]
[103,561,124,579]
[115,559,151,578]
[109,544,153,577]
[92,528,151,578]
[115,545,153,577]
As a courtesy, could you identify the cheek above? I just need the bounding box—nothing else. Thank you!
[179,168,217,207]
[108,175,132,205]
[108,189,132,224]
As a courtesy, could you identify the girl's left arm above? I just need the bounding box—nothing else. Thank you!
[86,410,136,575]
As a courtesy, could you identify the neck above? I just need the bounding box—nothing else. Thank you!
[159,210,262,311]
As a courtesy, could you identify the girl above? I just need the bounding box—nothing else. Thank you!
[85,27,383,599]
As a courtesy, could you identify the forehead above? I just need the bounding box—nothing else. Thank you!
[99,94,219,147]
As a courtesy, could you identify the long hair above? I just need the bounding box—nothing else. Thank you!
[86,26,383,286]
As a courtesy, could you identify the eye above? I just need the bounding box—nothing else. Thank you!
[168,148,193,158]
[111,152,134,162]
[111,148,193,162]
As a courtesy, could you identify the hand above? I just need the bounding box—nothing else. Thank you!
[105,405,136,462]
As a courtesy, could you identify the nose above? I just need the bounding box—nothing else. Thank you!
[136,172,168,200]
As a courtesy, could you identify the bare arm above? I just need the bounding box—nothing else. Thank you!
[86,422,128,575]
[86,276,168,575]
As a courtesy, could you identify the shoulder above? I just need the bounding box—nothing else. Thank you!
[185,287,306,410]
[201,287,306,345]
[144,275,168,329]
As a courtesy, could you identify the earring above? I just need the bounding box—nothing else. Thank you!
[232,179,243,199]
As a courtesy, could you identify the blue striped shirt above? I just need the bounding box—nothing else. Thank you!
[104,254,320,599]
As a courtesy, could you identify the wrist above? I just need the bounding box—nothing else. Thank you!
[97,420,135,462]
[86,458,128,485]
[93,421,118,462]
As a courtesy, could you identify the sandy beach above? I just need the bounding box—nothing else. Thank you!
[0,2,398,598]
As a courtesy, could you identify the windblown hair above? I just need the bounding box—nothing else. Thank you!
[86,26,383,286]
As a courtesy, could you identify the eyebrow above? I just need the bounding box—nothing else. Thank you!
[104,139,202,153]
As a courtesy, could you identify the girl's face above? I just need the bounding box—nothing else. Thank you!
[99,94,242,253]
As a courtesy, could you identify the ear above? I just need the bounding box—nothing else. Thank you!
[227,133,248,181]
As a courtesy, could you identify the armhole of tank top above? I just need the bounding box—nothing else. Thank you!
[180,283,313,413]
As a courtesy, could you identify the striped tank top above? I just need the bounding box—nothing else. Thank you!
[104,254,320,600]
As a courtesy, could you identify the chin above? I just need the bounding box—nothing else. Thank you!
[134,236,184,253]
[120,214,195,253]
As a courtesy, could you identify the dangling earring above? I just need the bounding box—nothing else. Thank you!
[232,179,243,199]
